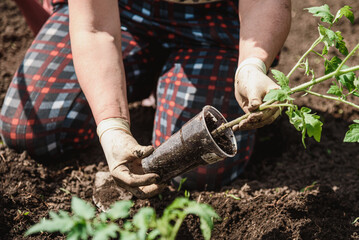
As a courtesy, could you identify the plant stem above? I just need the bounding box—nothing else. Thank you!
[211,112,250,137]
[287,37,321,78]
[338,43,359,70]
[259,103,294,110]
[290,65,359,94]
[312,50,326,59]
[169,215,186,240]
[211,104,293,137]
[304,90,359,110]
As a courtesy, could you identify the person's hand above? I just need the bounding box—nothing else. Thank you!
[97,118,165,199]
[233,57,280,131]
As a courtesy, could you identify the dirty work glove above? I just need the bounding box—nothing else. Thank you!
[234,57,280,131]
[97,118,164,199]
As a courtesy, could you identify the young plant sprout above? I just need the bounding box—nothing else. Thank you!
[212,5,359,147]
[25,196,220,240]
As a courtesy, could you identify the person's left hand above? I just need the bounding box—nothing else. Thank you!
[233,58,280,131]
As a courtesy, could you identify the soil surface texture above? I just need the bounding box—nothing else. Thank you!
[1,0,359,239]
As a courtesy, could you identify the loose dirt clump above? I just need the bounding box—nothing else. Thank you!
[1,0,359,239]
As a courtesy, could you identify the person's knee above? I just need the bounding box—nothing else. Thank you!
[0,118,63,157]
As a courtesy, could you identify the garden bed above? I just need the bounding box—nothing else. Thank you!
[1,0,359,239]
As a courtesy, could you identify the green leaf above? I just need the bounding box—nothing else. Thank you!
[344,120,359,142]
[335,31,348,55]
[120,231,138,240]
[327,83,342,97]
[319,26,340,48]
[324,56,342,74]
[286,108,303,132]
[303,111,323,142]
[322,45,328,55]
[337,65,356,92]
[133,207,156,240]
[306,4,334,24]
[177,177,187,192]
[271,69,289,88]
[106,200,133,220]
[184,203,220,240]
[25,211,74,236]
[263,89,293,102]
[148,229,161,240]
[93,223,120,240]
[334,6,354,24]
[354,77,359,89]
[71,197,95,220]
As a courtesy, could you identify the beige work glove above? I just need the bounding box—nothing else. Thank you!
[234,57,280,131]
[97,118,164,199]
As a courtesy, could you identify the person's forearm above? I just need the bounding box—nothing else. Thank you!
[70,31,129,124]
[68,0,129,125]
[238,0,291,70]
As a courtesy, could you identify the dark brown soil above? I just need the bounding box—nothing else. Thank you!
[1,0,359,239]
[205,112,234,155]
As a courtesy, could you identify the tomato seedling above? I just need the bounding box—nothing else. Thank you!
[25,196,220,240]
[213,4,359,147]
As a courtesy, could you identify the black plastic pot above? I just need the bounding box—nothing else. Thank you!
[142,105,237,182]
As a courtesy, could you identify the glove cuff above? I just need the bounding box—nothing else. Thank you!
[97,118,131,143]
[235,57,267,78]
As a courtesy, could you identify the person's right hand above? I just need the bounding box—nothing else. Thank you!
[233,57,280,131]
[97,118,165,199]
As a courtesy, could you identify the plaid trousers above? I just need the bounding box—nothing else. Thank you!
[0,0,257,190]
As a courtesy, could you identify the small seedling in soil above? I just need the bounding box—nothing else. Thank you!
[25,196,220,240]
[212,4,359,147]
[60,187,72,196]
[353,217,359,225]
[17,210,30,216]
[184,190,191,199]
[225,190,241,200]
[300,181,318,192]
[177,177,187,192]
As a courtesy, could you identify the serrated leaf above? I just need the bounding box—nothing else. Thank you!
[327,83,342,97]
[271,69,289,88]
[133,207,156,240]
[286,108,303,132]
[93,223,120,240]
[344,121,359,142]
[185,203,220,240]
[334,5,354,24]
[106,200,133,220]
[263,89,293,102]
[25,211,74,236]
[71,197,95,220]
[303,112,323,142]
[324,56,342,74]
[337,65,356,92]
[319,25,340,48]
[306,4,334,24]
[335,31,348,55]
